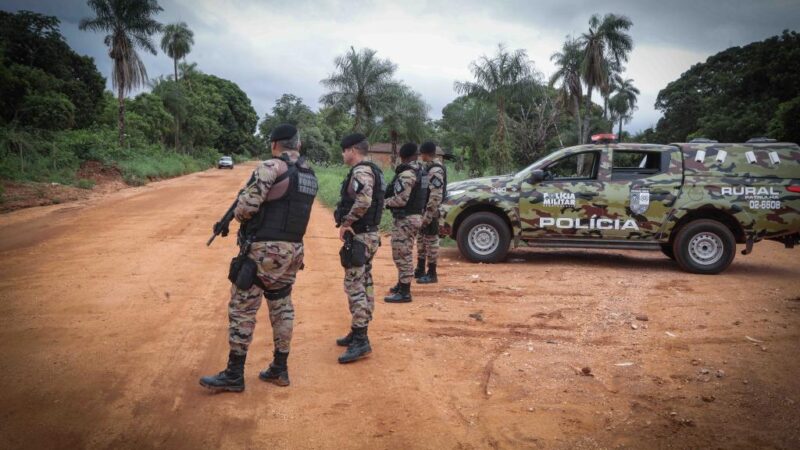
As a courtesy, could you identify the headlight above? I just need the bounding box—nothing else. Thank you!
[448,189,466,198]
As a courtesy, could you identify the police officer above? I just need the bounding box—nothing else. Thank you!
[384,142,427,303]
[416,141,446,284]
[334,133,385,363]
[200,124,318,392]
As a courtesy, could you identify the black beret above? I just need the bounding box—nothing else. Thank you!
[420,141,437,154]
[399,142,418,158]
[340,133,367,150]
[270,123,298,142]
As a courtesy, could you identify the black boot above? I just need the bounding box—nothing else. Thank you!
[259,350,289,386]
[338,326,371,364]
[417,263,438,284]
[388,282,401,294]
[336,329,354,347]
[414,258,426,279]
[384,282,412,303]
[199,351,246,392]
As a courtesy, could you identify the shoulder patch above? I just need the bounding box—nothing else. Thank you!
[393,179,403,193]
[431,177,444,188]
[351,178,364,193]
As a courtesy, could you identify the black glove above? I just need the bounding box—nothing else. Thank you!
[213,221,230,237]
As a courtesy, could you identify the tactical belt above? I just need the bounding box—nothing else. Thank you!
[352,223,379,234]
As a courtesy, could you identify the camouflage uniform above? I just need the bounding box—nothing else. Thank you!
[417,159,446,264]
[340,164,381,328]
[386,161,424,284]
[228,152,305,356]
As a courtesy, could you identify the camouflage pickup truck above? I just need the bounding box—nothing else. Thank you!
[440,137,800,274]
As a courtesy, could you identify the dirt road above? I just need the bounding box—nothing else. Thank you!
[1,163,799,449]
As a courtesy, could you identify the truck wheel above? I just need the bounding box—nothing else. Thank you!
[660,244,675,260]
[673,219,735,274]
[456,212,510,263]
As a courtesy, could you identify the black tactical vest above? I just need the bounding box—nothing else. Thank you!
[335,161,385,233]
[389,163,428,216]
[245,156,318,243]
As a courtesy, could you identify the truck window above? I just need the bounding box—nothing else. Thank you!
[545,152,598,181]
[612,151,663,179]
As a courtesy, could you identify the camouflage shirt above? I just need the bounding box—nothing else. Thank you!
[234,151,302,222]
[422,159,445,225]
[385,161,422,209]
[341,162,376,228]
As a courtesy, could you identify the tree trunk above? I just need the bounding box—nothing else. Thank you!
[582,85,594,144]
[496,97,508,172]
[174,57,181,152]
[603,96,608,121]
[573,96,582,144]
[390,129,398,166]
[354,103,361,132]
[618,117,623,140]
[118,85,126,148]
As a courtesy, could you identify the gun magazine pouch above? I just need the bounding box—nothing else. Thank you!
[229,255,258,290]
[339,239,367,269]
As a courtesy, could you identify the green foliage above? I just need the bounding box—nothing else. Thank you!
[18,92,75,130]
[320,46,398,132]
[76,179,95,189]
[0,11,105,128]
[153,71,259,155]
[655,30,800,143]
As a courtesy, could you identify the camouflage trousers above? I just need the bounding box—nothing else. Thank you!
[343,231,380,328]
[416,232,439,263]
[391,215,422,284]
[228,241,304,356]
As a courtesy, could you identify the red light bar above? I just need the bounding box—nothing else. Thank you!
[788,185,800,193]
[591,133,617,143]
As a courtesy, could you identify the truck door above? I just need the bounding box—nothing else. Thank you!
[519,150,606,238]
[602,148,682,239]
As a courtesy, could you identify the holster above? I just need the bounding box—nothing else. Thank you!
[422,218,439,236]
[228,238,259,290]
[339,233,367,268]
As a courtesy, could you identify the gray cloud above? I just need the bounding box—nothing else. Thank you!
[2,0,798,136]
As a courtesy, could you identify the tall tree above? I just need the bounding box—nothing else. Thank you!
[578,13,633,143]
[160,22,193,151]
[80,0,163,147]
[376,83,430,164]
[160,22,193,82]
[320,46,397,132]
[609,77,639,137]
[455,44,533,173]
[550,37,584,144]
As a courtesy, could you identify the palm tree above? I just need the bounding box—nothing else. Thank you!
[80,0,163,147]
[550,37,584,144]
[578,13,633,143]
[160,22,194,82]
[320,46,397,132]
[455,44,533,173]
[610,78,639,138]
[377,83,429,164]
[160,22,193,151]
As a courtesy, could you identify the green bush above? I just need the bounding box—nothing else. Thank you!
[76,178,94,189]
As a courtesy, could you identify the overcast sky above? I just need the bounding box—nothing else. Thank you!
[3,0,799,134]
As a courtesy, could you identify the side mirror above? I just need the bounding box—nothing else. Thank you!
[530,169,545,183]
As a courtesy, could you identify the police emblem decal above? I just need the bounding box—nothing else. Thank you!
[630,188,650,214]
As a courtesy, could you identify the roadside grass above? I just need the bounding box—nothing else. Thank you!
[313,161,474,239]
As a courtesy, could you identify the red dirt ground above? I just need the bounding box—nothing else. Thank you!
[1,162,798,449]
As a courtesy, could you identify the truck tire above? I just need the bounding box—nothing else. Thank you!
[673,219,736,274]
[456,212,510,263]
[660,244,675,260]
